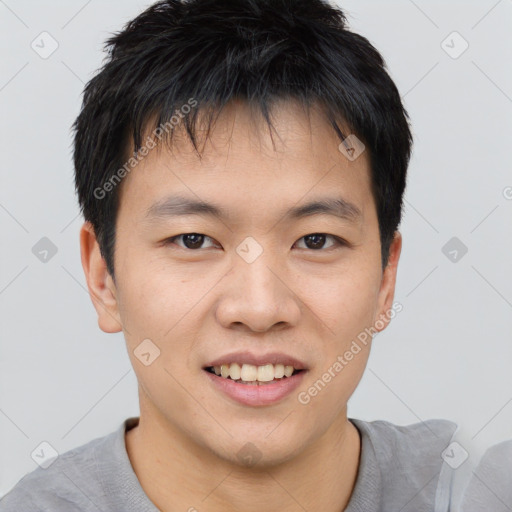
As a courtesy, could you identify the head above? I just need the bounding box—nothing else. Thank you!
[76,0,412,466]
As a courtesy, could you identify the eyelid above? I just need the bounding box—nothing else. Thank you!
[164,234,219,249]
[293,234,346,250]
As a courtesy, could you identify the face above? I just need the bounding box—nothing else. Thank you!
[81,99,401,467]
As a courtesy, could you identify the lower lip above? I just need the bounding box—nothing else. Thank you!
[204,370,306,406]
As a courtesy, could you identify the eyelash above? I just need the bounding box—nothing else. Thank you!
[162,233,347,251]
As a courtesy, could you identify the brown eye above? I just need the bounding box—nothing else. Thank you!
[294,233,345,250]
[165,233,217,250]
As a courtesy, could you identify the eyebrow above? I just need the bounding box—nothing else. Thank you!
[144,195,362,224]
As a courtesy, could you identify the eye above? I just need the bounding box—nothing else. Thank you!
[164,233,219,250]
[163,233,347,251]
[294,233,345,251]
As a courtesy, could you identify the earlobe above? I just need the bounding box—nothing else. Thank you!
[79,222,123,333]
[374,231,402,333]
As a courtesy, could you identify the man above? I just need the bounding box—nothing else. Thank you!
[0,0,479,510]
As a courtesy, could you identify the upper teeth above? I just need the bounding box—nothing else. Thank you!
[212,363,296,381]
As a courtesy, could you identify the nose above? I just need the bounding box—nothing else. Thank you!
[215,255,301,333]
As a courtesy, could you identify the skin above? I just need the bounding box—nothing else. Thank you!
[80,99,402,512]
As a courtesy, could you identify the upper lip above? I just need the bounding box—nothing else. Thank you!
[204,351,308,370]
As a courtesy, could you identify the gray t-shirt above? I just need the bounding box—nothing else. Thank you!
[0,416,467,511]
[459,439,512,512]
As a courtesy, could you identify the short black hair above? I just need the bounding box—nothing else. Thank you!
[73,0,413,279]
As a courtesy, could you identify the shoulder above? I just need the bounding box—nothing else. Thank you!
[351,416,458,461]
[350,417,460,512]
[460,438,512,511]
[0,425,122,512]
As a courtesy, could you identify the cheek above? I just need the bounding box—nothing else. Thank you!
[299,262,381,342]
[114,256,218,389]
[294,336,371,444]
[115,254,201,341]
[297,264,378,408]
[116,267,202,415]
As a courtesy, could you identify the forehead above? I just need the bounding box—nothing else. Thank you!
[117,100,373,224]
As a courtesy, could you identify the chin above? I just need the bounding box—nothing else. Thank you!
[206,428,311,470]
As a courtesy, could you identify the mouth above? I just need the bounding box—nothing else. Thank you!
[204,363,304,385]
[203,352,308,405]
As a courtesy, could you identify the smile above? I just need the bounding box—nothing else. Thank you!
[204,366,306,406]
[206,363,302,385]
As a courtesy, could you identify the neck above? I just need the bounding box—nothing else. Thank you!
[125,407,361,512]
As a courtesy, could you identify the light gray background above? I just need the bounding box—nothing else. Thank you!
[1,0,511,497]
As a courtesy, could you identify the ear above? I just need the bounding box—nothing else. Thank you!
[373,231,402,333]
[79,221,122,333]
